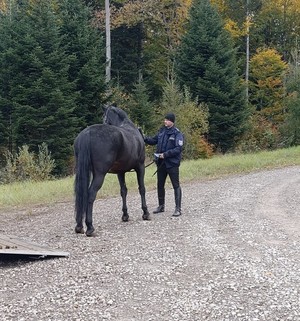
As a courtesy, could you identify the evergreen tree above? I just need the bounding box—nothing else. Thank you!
[0,0,107,175]
[0,110,5,163]
[58,0,106,127]
[128,81,155,133]
[281,62,300,146]
[0,0,79,175]
[175,0,248,152]
[111,25,142,94]
[0,3,17,154]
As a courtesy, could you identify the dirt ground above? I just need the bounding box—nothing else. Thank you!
[0,166,299,321]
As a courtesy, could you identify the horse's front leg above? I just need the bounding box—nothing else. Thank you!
[136,165,150,220]
[85,173,105,236]
[118,173,129,222]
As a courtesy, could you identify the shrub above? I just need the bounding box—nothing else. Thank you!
[160,80,212,159]
[0,143,55,184]
[235,115,281,152]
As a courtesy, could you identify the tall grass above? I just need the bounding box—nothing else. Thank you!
[0,146,299,208]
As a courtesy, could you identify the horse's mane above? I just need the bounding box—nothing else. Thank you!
[104,105,135,128]
[114,107,128,121]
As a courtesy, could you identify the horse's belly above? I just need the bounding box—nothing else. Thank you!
[108,161,133,173]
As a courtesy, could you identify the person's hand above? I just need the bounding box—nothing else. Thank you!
[159,153,164,159]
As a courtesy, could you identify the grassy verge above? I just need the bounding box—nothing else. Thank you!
[0,146,299,209]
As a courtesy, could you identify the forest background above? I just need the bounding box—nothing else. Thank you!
[0,0,299,180]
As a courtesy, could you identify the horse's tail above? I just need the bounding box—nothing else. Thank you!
[74,131,91,224]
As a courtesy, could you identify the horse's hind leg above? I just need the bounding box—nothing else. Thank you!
[75,223,84,234]
[118,173,129,222]
[136,166,150,220]
[85,173,105,236]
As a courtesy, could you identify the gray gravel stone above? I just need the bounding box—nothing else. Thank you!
[0,166,299,320]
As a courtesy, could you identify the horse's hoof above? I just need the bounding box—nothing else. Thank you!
[75,226,84,234]
[142,213,150,220]
[86,227,95,237]
[122,215,129,222]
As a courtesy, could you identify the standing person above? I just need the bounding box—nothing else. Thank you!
[144,113,184,217]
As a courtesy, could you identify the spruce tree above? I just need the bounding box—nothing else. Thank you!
[175,0,248,152]
[128,81,155,133]
[1,0,79,175]
[0,4,17,154]
[58,0,106,126]
[111,25,141,92]
[282,63,300,146]
[0,0,107,175]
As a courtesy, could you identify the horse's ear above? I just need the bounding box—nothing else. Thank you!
[102,105,108,112]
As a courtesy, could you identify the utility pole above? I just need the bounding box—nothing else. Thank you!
[105,0,111,83]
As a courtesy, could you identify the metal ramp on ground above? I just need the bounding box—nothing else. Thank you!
[0,234,69,258]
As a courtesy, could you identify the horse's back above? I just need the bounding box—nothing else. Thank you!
[75,124,145,173]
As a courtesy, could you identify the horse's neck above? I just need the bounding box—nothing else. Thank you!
[120,119,136,130]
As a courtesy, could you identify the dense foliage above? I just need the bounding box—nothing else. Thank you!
[0,0,299,179]
[0,0,105,175]
[175,0,247,153]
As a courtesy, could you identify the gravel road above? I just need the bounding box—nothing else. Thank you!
[0,166,299,321]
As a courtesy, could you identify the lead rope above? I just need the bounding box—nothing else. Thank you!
[151,159,164,177]
[128,160,155,173]
[137,127,156,174]
[145,160,155,168]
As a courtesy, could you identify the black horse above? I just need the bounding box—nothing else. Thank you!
[74,105,150,236]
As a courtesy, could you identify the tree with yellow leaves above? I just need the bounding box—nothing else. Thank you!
[249,48,288,125]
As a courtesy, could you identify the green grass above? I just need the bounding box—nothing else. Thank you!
[0,146,299,209]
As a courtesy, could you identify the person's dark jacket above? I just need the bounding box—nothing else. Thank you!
[144,126,184,168]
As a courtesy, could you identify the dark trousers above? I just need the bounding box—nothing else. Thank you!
[157,162,180,204]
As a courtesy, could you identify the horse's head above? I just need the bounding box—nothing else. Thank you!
[103,105,129,127]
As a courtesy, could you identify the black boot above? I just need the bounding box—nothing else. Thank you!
[153,194,165,214]
[172,187,182,217]
[153,204,165,214]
